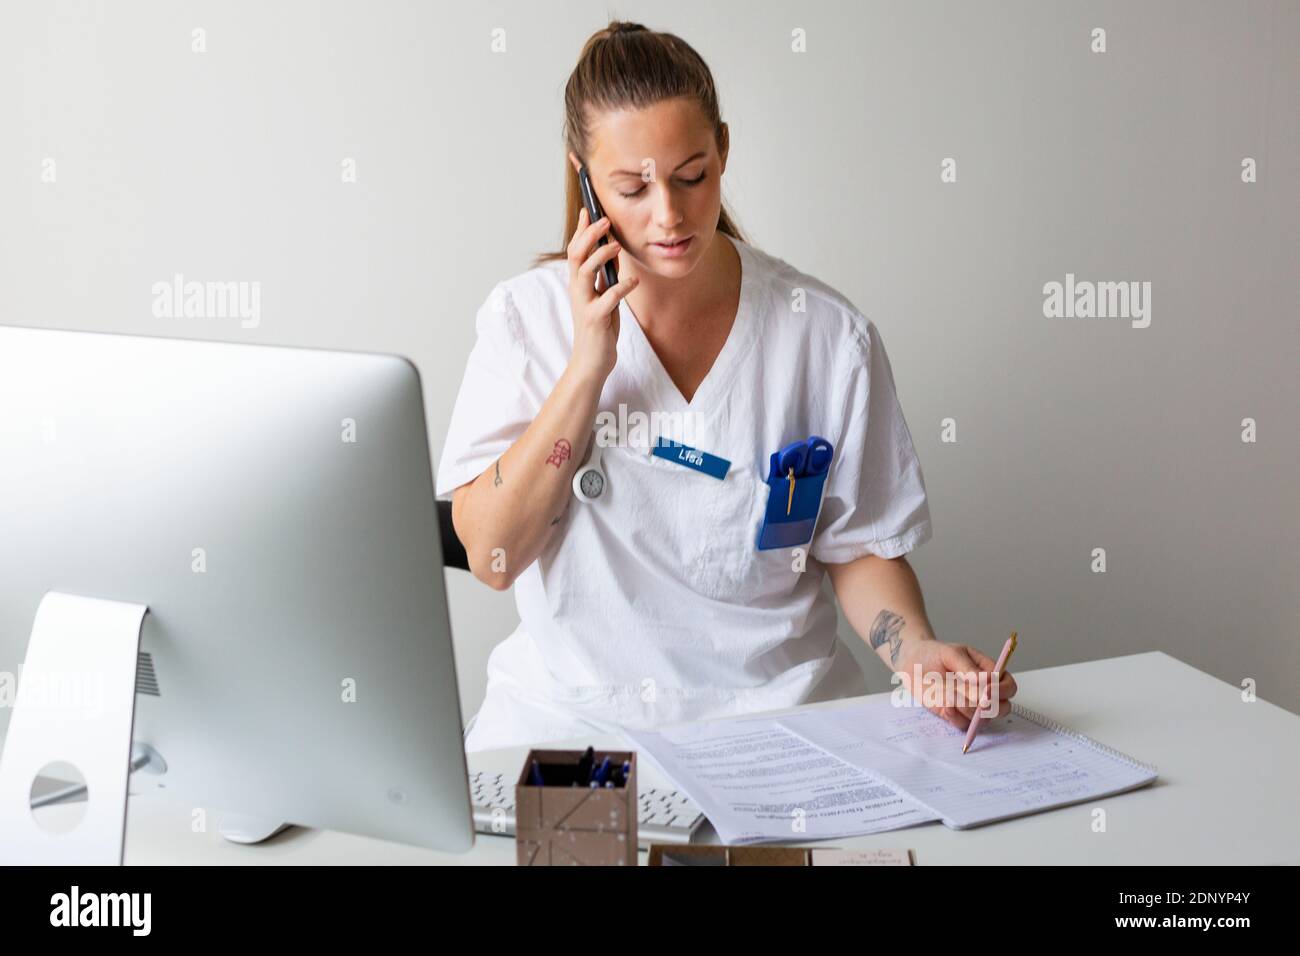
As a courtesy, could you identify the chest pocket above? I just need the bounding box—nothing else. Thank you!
[597,444,813,604]
[697,464,812,603]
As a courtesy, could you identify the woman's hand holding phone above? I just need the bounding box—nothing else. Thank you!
[566,205,638,384]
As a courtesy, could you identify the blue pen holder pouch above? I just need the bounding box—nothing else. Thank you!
[756,469,830,551]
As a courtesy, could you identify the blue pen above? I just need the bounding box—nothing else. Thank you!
[590,756,612,788]
[529,759,545,787]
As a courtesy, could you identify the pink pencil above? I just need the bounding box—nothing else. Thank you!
[962,632,1018,754]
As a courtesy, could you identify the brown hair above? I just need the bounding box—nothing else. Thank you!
[531,20,747,268]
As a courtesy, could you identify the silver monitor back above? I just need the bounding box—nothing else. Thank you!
[0,324,474,853]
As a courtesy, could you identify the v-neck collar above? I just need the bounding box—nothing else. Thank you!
[618,232,759,423]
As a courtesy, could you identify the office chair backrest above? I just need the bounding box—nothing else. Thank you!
[437,499,469,572]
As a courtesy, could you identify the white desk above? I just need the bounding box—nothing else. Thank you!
[116,651,1300,865]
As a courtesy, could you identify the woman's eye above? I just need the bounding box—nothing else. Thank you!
[617,172,706,199]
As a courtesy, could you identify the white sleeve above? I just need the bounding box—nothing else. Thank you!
[810,319,933,563]
[434,282,540,499]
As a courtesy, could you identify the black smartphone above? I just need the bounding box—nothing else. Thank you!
[577,164,619,291]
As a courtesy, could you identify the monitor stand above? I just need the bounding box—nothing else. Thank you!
[219,814,294,844]
[0,591,148,864]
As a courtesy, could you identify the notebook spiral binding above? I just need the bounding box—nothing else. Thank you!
[1010,702,1160,775]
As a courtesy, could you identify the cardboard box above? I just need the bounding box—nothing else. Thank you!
[515,749,636,866]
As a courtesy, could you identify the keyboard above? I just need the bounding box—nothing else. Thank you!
[469,768,705,846]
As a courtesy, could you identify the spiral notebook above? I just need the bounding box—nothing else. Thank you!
[777,696,1160,830]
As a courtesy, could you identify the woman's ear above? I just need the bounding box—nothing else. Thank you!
[568,150,583,174]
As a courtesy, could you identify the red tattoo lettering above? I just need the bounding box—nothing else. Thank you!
[545,439,572,469]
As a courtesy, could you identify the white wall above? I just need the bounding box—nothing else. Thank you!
[2,0,1296,720]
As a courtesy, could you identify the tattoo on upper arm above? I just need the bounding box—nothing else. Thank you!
[550,515,562,526]
[545,439,572,468]
[869,610,906,667]
[494,460,502,486]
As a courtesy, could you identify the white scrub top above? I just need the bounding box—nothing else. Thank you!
[436,233,932,752]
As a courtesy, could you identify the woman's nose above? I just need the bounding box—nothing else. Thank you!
[651,183,685,230]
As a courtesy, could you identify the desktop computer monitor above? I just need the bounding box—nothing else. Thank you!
[0,324,474,856]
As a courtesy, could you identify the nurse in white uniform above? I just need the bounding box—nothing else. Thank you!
[436,20,1017,753]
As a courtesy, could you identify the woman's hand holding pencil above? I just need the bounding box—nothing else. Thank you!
[892,633,1019,735]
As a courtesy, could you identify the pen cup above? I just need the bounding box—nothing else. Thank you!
[514,748,637,866]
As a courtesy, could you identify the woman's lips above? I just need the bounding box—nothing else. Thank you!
[651,236,693,257]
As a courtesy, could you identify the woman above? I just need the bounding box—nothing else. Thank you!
[437,21,1016,753]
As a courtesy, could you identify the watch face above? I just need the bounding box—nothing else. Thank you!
[580,469,604,498]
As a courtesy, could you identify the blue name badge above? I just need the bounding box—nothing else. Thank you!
[652,438,731,480]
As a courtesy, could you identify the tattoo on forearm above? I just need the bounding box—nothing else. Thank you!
[494,460,502,486]
[869,610,906,667]
[545,438,572,469]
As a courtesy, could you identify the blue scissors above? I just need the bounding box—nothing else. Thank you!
[769,436,834,515]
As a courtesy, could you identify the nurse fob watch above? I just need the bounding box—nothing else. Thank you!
[572,442,606,502]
